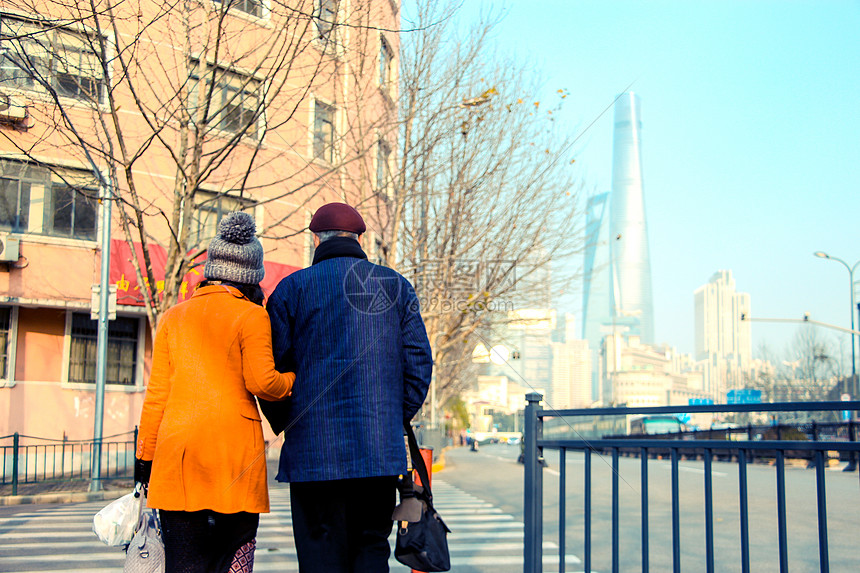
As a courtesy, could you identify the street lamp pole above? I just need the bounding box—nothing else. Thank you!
[814,251,860,398]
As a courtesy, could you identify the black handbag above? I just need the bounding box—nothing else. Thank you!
[394,422,451,572]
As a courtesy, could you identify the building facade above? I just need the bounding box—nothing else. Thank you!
[550,314,591,408]
[694,270,752,399]
[0,0,399,440]
[603,333,709,407]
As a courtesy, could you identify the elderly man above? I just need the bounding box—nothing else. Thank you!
[262,202,432,573]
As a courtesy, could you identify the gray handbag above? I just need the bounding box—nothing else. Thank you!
[124,506,165,573]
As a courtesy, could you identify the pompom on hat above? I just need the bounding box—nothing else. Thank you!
[204,211,265,285]
[308,202,366,235]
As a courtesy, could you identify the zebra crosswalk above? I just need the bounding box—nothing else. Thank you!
[0,479,582,573]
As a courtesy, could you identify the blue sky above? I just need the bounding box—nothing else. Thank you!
[456,0,860,360]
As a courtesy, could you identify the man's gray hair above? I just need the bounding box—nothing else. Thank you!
[315,230,359,243]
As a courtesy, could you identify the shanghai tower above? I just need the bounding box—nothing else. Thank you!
[608,92,654,343]
[583,91,655,377]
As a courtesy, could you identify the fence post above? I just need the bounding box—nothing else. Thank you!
[807,422,819,469]
[11,432,19,496]
[845,420,857,472]
[524,392,543,573]
[61,432,67,479]
[133,426,139,476]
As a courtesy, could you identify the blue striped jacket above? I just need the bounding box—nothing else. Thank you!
[264,244,432,482]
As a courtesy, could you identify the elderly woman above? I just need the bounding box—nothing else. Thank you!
[134,212,294,573]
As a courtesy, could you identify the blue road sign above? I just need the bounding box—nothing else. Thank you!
[727,389,762,405]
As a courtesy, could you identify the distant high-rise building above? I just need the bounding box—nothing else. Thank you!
[582,92,655,401]
[609,92,655,344]
[550,314,592,408]
[694,270,752,398]
[582,191,611,400]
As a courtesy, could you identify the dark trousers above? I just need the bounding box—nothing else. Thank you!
[159,509,258,573]
[289,476,397,573]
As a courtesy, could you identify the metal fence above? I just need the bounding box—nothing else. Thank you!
[522,394,860,573]
[0,429,137,495]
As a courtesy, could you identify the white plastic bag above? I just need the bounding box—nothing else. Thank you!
[93,487,143,547]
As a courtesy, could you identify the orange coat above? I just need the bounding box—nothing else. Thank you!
[136,285,294,514]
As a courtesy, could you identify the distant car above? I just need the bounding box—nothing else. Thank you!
[507,437,520,446]
[629,415,685,435]
[710,422,740,430]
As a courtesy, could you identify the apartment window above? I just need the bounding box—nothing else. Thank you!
[315,0,338,40]
[51,184,98,239]
[68,313,139,385]
[0,159,98,240]
[376,140,391,193]
[0,175,29,232]
[0,14,105,103]
[191,191,256,247]
[313,100,335,162]
[379,36,393,89]
[215,0,264,18]
[191,62,262,139]
[0,307,11,379]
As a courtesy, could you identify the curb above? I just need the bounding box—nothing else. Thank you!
[0,490,118,506]
[431,445,450,475]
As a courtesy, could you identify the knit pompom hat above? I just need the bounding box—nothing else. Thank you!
[204,212,265,285]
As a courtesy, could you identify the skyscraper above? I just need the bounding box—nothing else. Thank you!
[582,92,655,401]
[551,314,592,408]
[608,92,655,344]
[582,191,611,400]
[694,270,752,398]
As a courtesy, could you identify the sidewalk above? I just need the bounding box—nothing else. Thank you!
[0,448,449,506]
[0,478,133,506]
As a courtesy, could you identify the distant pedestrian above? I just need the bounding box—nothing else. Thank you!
[261,202,432,573]
[134,212,294,573]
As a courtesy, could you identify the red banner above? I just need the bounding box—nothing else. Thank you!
[110,239,300,306]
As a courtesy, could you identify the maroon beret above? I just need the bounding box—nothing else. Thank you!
[308,202,366,234]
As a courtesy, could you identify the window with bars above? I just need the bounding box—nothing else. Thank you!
[0,307,10,380]
[215,0,264,18]
[191,191,256,248]
[0,13,105,103]
[376,139,391,194]
[190,62,262,139]
[313,100,335,162]
[68,313,139,385]
[0,159,98,240]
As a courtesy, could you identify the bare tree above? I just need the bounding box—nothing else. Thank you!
[1,0,392,336]
[744,326,845,403]
[375,0,584,403]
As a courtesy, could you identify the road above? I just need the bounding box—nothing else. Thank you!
[2,445,857,572]
[442,442,860,573]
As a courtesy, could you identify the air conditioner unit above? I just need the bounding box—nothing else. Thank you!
[0,94,27,121]
[0,234,20,263]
